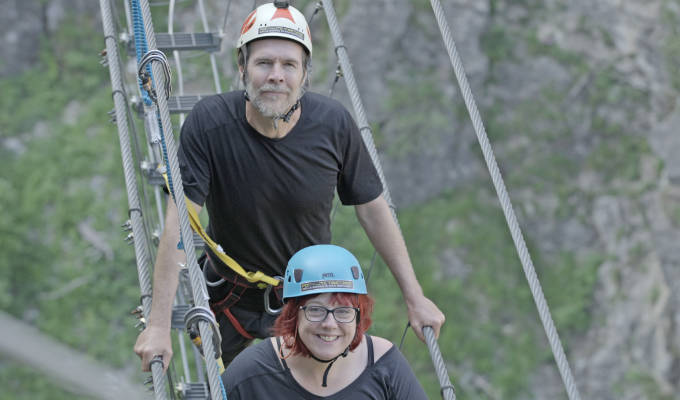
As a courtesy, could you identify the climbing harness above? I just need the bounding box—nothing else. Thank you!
[161,172,281,288]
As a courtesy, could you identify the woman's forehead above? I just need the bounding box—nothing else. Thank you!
[303,292,353,306]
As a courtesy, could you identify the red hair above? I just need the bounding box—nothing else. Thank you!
[272,292,374,358]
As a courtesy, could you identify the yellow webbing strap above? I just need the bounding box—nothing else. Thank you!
[162,173,280,288]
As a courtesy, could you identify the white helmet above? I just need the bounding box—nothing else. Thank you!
[237,1,312,56]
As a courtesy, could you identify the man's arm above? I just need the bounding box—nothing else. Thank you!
[355,195,445,341]
[133,197,202,372]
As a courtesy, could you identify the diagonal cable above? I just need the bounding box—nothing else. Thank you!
[136,0,224,398]
[320,1,455,399]
[427,1,581,399]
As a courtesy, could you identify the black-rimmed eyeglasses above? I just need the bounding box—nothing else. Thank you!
[299,305,359,323]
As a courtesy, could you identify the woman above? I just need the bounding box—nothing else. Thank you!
[222,244,428,399]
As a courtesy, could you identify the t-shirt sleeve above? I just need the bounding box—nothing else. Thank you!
[177,104,211,206]
[336,108,383,205]
[387,347,429,400]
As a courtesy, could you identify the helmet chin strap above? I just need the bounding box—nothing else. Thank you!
[278,100,300,123]
[309,346,350,388]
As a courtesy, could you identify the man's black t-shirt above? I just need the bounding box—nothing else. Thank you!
[178,91,383,276]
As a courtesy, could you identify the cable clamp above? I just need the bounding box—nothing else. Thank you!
[440,385,456,397]
[334,44,347,58]
[308,1,323,24]
[184,306,222,360]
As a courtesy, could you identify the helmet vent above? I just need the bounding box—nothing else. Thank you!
[351,266,360,280]
[274,1,289,8]
[294,268,303,283]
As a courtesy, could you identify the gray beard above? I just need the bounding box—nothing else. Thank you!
[245,81,304,120]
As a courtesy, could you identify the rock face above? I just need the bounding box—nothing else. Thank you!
[334,2,680,395]
[0,0,100,78]
[4,0,679,399]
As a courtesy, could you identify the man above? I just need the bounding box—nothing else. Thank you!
[134,1,444,371]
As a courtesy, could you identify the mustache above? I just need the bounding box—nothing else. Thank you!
[256,84,291,94]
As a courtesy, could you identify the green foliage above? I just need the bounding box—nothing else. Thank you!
[481,23,517,66]
[0,357,92,400]
[383,75,451,158]
[0,12,142,398]
[539,251,602,334]
[0,15,106,136]
[587,65,648,108]
[586,134,650,183]
[525,30,587,72]
[671,205,680,228]
[661,2,680,91]
[616,367,675,400]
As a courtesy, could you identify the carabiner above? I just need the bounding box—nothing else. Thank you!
[264,276,284,315]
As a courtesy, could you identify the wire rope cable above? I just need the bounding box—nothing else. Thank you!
[134,0,225,398]
[319,2,454,398]
[197,0,222,93]
[220,0,233,36]
[168,0,187,128]
[100,0,168,398]
[320,0,398,224]
[424,326,455,400]
[426,1,581,399]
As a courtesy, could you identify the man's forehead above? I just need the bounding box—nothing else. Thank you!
[248,38,305,57]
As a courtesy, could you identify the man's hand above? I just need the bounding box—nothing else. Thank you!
[406,294,445,342]
[134,325,173,373]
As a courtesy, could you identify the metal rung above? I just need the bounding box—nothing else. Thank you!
[167,95,206,114]
[171,304,191,330]
[127,32,221,54]
[176,382,209,399]
[157,32,221,52]
[142,168,165,186]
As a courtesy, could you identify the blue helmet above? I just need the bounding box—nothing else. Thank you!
[283,245,367,301]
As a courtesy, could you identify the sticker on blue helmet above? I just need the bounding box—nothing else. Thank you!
[301,280,353,292]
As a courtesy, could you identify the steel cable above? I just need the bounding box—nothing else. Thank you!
[320,0,399,223]
[424,327,456,400]
[136,0,224,398]
[320,1,454,398]
[427,1,581,399]
[99,0,167,398]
